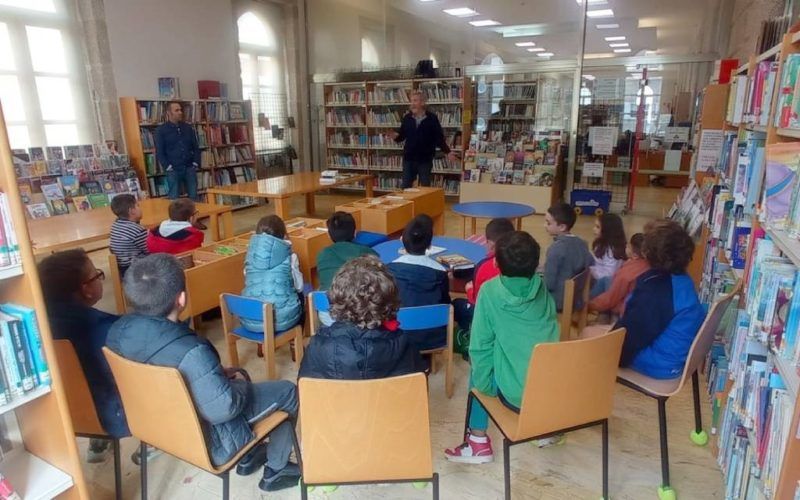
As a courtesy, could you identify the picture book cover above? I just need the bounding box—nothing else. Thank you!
[16,181,32,205]
[113,181,128,194]
[28,147,45,161]
[512,170,525,185]
[72,196,91,212]
[158,77,180,99]
[41,183,65,202]
[764,142,800,228]
[58,175,80,199]
[87,193,109,209]
[11,149,29,164]
[470,169,481,183]
[105,140,119,154]
[78,145,95,158]
[64,145,81,160]
[125,178,142,196]
[45,146,64,161]
[46,159,63,175]
[49,198,69,216]
[80,180,102,194]
[435,253,474,271]
[26,203,50,220]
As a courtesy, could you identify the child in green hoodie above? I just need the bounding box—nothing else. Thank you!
[316,212,377,291]
[445,231,559,464]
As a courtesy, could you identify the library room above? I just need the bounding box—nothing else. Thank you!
[0,0,799,498]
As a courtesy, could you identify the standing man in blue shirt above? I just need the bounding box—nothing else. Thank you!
[155,101,201,201]
[390,90,459,188]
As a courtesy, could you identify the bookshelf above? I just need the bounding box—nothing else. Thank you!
[697,31,800,500]
[120,97,258,208]
[0,105,89,498]
[322,77,470,197]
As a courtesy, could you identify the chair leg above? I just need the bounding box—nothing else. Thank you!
[657,399,671,491]
[445,347,454,399]
[113,438,122,500]
[692,371,702,434]
[432,472,439,500]
[140,442,148,500]
[293,330,304,365]
[503,439,511,500]
[301,478,308,500]
[265,333,277,380]
[220,471,230,500]
[463,392,474,439]
[226,334,240,368]
[602,420,609,500]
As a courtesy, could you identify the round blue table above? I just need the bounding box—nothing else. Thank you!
[373,236,488,266]
[451,201,536,237]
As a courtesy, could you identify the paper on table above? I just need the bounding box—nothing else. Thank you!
[398,245,446,256]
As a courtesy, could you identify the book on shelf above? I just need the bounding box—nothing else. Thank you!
[25,204,50,220]
[0,304,52,407]
[72,196,90,212]
[765,142,800,229]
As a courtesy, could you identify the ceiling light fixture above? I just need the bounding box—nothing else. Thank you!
[536,52,554,57]
[604,36,625,41]
[609,43,629,47]
[596,23,619,29]
[515,41,536,47]
[469,19,501,26]
[586,9,614,18]
[613,48,631,53]
[443,7,479,17]
[527,47,545,52]
[575,0,607,4]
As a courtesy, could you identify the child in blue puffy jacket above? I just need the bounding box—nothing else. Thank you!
[242,215,303,332]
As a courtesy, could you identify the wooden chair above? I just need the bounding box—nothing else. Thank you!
[397,304,455,398]
[107,254,127,314]
[616,282,740,500]
[467,328,626,500]
[559,268,591,341]
[102,347,300,500]
[220,293,304,380]
[54,340,123,500]
[298,373,438,499]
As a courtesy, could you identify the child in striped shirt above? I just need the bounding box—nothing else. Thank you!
[109,194,148,276]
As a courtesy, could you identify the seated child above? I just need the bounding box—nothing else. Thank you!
[242,215,303,332]
[316,211,377,291]
[590,213,627,298]
[299,255,425,379]
[145,198,204,254]
[452,217,515,330]
[106,254,301,491]
[589,233,649,316]
[543,202,594,311]
[388,214,450,351]
[445,231,559,463]
[109,194,148,276]
[39,249,129,462]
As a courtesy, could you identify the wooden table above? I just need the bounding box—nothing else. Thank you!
[28,198,234,255]
[382,187,445,235]
[206,172,374,219]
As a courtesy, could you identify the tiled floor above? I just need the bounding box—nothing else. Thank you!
[78,186,724,499]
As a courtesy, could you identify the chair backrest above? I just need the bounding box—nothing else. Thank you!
[107,254,127,314]
[516,328,625,439]
[308,291,329,335]
[53,340,106,436]
[560,267,590,341]
[675,281,742,391]
[102,347,215,471]
[397,304,450,330]
[298,373,433,484]
[220,293,272,333]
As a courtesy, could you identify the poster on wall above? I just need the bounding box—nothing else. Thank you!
[588,126,617,156]
[696,129,725,172]
[583,162,604,178]
[664,126,690,143]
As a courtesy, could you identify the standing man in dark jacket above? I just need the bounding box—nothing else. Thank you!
[155,101,201,201]
[390,90,458,188]
[106,254,301,492]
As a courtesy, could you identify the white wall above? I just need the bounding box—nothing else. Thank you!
[103,0,241,99]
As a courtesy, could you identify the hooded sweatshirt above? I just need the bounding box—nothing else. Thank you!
[469,274,559,408]
[316,241,377,291]
[146,219,204,255]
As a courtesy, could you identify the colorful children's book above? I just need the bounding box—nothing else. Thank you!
[25,203,50,219]
[28,147,45,161]
[63,145,81,160]
[78,145,95,158]
[80,180,102,194]
[764,142,800,228]
[40,183,64,202]
[49,198,69,216]
[45,146,64,161]
[72,196,91,212]
[16,181,32,205]
[87,193,109,208]
[58,175,80,199]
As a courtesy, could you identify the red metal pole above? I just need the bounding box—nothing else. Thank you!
[628,67,648,212]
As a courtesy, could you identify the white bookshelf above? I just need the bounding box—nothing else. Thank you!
[0,449,73,500]
[0,264,22,281]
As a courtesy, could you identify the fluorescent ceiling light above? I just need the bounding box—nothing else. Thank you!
[596,23,619,29]
[614,48,631,53]
[583,74,596,80]
[536,52,554,57]
[609,43,629,48]
[575,0,607,4]
[515,41,536,47]
[443,7,479,17]
[469,19,500,26]
[527,47,545,52]
[586,9,614,18]
[644,50,657,55]
[584,52,614,59]
[604,36,625,41]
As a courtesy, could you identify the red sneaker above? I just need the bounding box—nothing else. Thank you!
[444,434,494,464]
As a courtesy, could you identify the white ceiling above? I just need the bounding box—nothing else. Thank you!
[394,0,724,63]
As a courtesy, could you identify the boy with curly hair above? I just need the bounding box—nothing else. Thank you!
[299,255,425,379]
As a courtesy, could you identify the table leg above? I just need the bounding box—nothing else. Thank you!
[516,217,522,230]
[276,197,291,219]
[470,217,477,237]
[433,214,445,236]
[365,182,374,198]
[305,193,316,215]
[462,216,467,239]
[209,214,221,242]
[221,211,234,239]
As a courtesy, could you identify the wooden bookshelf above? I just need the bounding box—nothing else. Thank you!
[0,104,89,498]
[322,77,471,197]
[119,97,258,208]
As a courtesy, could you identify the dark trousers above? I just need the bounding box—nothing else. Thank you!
[453,298,474,330]
[402,160,433,188]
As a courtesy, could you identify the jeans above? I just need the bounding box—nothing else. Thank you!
[166,165,198,200]
[453,298,474,330]
[467,378,519,432]
[402,160,433,188]
[590,276,612,299]
[241,380,298,470]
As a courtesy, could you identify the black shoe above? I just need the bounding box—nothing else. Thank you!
[236,443,267,476]
[258,463,301,492]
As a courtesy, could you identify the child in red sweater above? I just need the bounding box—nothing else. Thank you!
[453,218,515,330]
[588,233,649,317]
[146,198,204,254]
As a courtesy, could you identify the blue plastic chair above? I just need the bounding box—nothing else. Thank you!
[307,291,330,335]
[353,231,390,248]
[398,304,454,398]
[220,293,304,380]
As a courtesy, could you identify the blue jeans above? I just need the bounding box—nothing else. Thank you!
[590,276,612,299]
[402,160,433,188]
[467,378,519,432]
[167,165,198,200]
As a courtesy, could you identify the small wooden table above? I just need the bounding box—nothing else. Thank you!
[28,198,234,255]
[381,187,445,235]
[206,172,374,219]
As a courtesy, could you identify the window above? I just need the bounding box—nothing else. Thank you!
[361,36,380,70]
[238,11,286,151]
[0,0,95,149]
